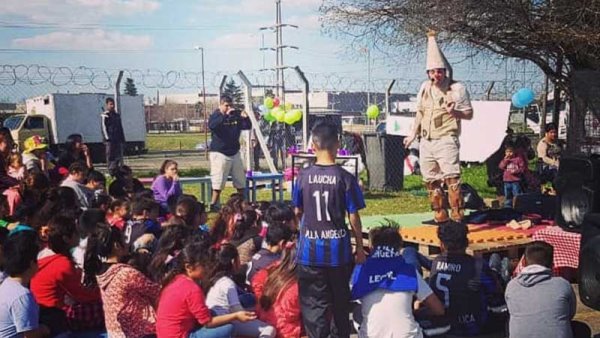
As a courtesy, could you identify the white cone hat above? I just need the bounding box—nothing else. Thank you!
[426,31,453,80]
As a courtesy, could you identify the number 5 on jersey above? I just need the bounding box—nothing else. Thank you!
[435,273,452,307]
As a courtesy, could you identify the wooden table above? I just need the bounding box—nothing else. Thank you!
[400,223,547,258]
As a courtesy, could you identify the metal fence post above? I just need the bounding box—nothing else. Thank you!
[385,79,396,119]
[237,71,277,174]
[294,66,310,149]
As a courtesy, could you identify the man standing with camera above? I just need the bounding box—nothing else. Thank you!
[208,95,252,210]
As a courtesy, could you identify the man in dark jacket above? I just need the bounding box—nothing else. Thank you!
[101,97,126,176]
[208,95,251,210]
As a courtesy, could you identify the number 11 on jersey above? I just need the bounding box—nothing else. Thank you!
[313,191,331,222]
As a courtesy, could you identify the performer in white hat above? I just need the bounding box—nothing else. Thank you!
[404,31,474,223]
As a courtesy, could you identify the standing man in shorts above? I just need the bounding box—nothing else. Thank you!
[404,32,473,223]
[208,95,252,211]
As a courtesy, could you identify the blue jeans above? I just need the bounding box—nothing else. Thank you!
[189,324,234,338]
[503,181,522,208]
[238,291,256,309]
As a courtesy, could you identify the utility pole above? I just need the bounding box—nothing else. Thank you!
[367,47,371,106]
[194,46,207,159]
[259,0,298,101]
[359,47,371,105]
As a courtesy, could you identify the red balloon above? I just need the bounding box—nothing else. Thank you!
[273,97,280,107]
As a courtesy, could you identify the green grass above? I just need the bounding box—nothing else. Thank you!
[146,133,209,152]
[170,164,493,217]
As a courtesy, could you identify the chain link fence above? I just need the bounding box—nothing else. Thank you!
[2,62,599,189]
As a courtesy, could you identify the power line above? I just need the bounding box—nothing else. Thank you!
[258,0,299,98]
[0,48,197,54]
[0,20,230,31]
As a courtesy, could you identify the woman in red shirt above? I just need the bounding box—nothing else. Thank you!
[156,241,256,338]
[251,243,302,338]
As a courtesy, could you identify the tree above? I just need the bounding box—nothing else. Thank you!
[124,78,138,96]
[223,79,244,109]
[320,0,600,153]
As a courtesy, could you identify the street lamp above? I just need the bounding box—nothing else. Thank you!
[360,47,371,106]
[194,46,208,158]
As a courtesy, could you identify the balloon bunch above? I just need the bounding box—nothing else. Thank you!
[258,97,303,125]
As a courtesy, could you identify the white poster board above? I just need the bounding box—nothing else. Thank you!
[386,101,512,162]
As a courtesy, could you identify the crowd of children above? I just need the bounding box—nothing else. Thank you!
[0,122,591,338]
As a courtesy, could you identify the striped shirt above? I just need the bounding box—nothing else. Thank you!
[292,164,365,267]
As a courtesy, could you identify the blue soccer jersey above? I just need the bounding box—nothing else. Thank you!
[292,164,365,267]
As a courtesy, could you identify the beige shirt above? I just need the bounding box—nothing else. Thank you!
[537,138,561,167]
[416,79,472,139]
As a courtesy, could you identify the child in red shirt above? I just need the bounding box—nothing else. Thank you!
[252,243,302,338]
[156,241,256,338]
[499,145,525,208]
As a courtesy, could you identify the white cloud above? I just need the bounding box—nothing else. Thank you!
[203,0,321,16]
[208,33,260,50]
[12,30,153,50]
[3,0,160,22]
[72,0,160,14]
[288,14,321,30]
[284,0,322,7]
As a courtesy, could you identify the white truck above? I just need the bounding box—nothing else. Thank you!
[3,93,146,162]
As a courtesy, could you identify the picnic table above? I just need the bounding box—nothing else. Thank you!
[513,225,581,280]
[140,174,285,204]
[140,176,213,203]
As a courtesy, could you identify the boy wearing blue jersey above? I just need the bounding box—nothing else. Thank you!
[428,221,506,336]
[293,122,366,338]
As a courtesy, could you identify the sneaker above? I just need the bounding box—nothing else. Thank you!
[209,204,221,212]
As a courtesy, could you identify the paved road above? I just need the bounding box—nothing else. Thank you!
[92,151,210,173]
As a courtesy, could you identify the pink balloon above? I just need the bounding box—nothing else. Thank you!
[273,97,280,107]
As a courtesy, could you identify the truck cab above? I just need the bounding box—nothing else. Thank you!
[3,114,52,152]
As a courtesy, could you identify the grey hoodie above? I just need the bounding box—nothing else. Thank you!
[505,264,576,338]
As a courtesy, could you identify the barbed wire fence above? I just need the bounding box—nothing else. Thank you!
[0,62,548,102]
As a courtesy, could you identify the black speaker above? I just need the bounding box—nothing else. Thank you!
[513,193,557,219]
[579,213,600,310]
[554,155,600,233]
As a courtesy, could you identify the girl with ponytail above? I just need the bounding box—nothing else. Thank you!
[156,241,257,338]
[251,243,302,338]
[84,226,160,338]
[205,244,276,338]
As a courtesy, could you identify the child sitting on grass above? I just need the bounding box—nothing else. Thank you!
[351,225,444,337]
[0,230,50,337]
[505,241,589,338]
[206,244,275,338]
[156,241,256,338]
[428,221,506,336]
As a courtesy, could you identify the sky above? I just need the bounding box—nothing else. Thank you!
[0,0,543,97]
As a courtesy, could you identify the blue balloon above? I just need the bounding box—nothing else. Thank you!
[512,88,535,108]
